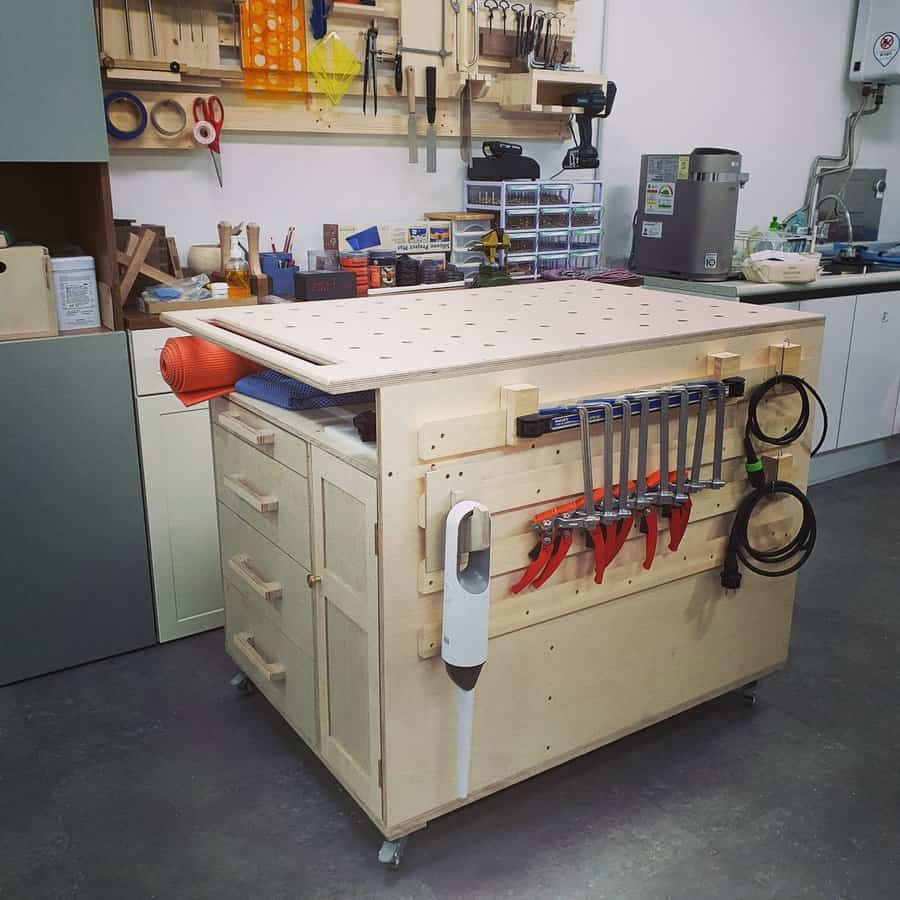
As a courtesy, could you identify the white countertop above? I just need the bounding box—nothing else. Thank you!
[644,270,900,302]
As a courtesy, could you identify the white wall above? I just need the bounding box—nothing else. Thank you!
[109,0,900,269]
[597,0,900,263]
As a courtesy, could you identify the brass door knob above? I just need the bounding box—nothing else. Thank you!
[306,573,322,589]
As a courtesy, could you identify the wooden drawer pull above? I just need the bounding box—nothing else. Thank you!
[229,554,283,603]
[218,411,276,446]
[233,631,286,682]
[224,474,279,513]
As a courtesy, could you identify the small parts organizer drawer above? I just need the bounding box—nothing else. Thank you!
[225,582,317,743]
[219,503,314,657]
[211,397,308,477]
[213,424,311,569]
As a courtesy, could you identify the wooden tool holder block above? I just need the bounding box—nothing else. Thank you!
[762,451,794,482]
[769,341,803,376]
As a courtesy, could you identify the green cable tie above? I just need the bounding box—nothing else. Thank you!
[746,460,764,473]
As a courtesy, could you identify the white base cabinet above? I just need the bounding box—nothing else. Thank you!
[798,296,856,454]
[130,328,224,642]
[837,292,900,448]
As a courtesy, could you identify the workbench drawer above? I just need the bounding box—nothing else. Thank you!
[219,502,314,657]
[211,396,309,477]
[225,581,317,744]
[213,425,311,569]
[130,326,184,397]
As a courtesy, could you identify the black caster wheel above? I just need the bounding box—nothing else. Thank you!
[741,681,758,708]
[378,837,408,870]
[230,672,255,694]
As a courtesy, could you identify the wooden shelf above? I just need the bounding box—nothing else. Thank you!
[497,69,608,113]
[330,3,396,19]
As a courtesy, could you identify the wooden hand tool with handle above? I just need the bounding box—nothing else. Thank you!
[218,220,232,274]
[246,222,269,302]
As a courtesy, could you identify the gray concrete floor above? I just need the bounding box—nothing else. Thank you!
[1,464,898,899]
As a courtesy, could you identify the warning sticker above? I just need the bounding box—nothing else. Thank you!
[677,156,690,180]
[645,182,676,216]
[874,31,900,67]
[642,221,663,239]
[704,252,719,270]
[647,155,679,182]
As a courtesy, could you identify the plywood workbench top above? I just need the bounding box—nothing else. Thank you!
[161,282,823,394]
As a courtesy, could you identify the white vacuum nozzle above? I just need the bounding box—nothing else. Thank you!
[441,500,492,800]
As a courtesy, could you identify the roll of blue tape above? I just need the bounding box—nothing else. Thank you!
[105,91,148,141]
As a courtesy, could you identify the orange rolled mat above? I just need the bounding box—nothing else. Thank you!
[160,336,264,407]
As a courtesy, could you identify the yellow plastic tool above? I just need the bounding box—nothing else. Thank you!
[479,229,511,265]
[308,32,362,106]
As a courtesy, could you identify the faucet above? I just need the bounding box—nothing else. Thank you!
[811,193,854,254]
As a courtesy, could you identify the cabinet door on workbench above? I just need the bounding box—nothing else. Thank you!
[799,296,856,454]
[310,448,382,819]
[838,292,900,448]
[0,0,107,161]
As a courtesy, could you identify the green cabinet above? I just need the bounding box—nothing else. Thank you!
[0,0,107,162]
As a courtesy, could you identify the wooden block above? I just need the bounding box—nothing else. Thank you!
[501,383,539,446]
[251,273,271,302]
[167,238,183,279]
[115,250,178,287]
[707,351,742,379]
[769,342,802,376]
[762,452,793,482]
[418,410,507,460]
[118,228,157,302]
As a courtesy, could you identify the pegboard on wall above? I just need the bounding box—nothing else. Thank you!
[98,0,606,148]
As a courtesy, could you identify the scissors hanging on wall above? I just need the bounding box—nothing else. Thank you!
[192,95,225,188]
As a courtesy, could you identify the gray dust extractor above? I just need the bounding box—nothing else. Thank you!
[630,148,749,282]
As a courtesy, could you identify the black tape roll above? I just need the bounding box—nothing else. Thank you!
[104,91,148,141]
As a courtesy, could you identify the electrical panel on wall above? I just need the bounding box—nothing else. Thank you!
[851,0,900,84]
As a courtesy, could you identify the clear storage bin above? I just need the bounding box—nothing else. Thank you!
[539,230,570,252]
[571,228,602,251]
[569,250,601,269]
[506,255,537,279]
[506,184,540,207]
[507,232,537,254]
[540,207,570,229]
[570,180,604,205]
[506,209,538,231]
[467,183,503,207]
[538,253,570,274]
[540,183,573,206]
[570,205,604,228]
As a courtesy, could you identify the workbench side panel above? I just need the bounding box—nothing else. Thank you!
[377,324,823,831]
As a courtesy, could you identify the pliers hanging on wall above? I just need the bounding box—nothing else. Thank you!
[363,19,378,115]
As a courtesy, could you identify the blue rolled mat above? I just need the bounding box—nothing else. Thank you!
[235,369,374,411]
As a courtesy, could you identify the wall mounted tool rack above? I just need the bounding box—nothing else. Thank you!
[518,379,746,436]
[98,0,607,150]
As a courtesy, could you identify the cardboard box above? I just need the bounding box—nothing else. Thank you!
[323,222,452,255]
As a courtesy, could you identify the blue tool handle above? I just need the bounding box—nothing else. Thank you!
[310,0,328,39]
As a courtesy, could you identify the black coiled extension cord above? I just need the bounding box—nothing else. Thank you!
[721,374,827,590]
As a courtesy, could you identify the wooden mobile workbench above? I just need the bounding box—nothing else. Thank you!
[163,282,825,862]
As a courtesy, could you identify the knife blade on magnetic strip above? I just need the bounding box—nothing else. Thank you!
[459,79,472,165]
[406,66,418,163]
[426,65,437,173]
